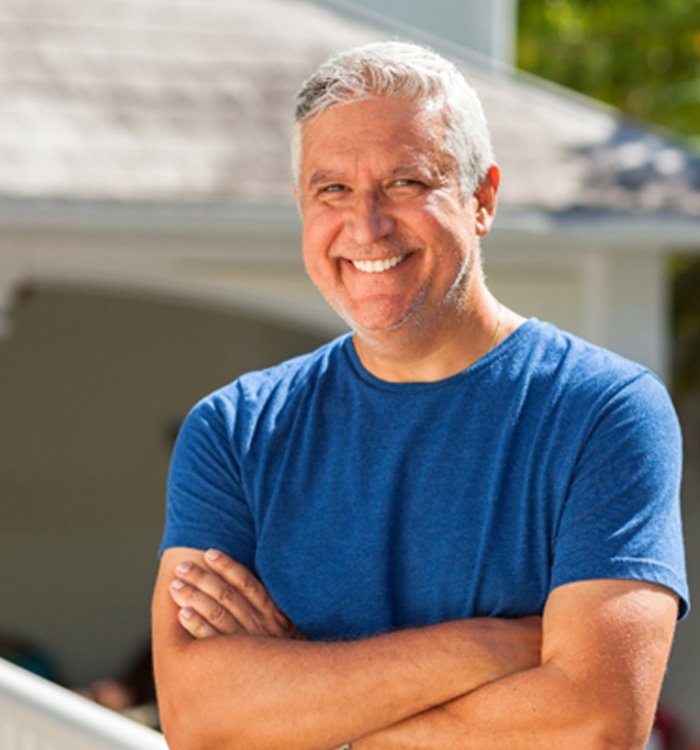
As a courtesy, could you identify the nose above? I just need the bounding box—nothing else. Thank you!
[344,191,396,245]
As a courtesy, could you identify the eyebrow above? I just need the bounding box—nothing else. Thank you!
[388,164,432,176]
[306,163,436,190]
[307,171,344,190]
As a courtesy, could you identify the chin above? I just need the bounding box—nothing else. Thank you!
[330,300,406,333]
[350,310,415,335]
[352,315,424,347]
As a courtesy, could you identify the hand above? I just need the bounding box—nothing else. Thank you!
[168,549,301,641]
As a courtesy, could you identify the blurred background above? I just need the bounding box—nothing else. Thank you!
[0,0,698,744]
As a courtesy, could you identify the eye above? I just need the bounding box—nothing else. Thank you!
[319,183,347,194]
[387,178,428,195]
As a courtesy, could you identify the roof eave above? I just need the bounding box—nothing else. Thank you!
[0,196,301,238]
[496,207,700,251]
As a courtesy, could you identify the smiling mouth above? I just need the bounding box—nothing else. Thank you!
[350,254,409,273]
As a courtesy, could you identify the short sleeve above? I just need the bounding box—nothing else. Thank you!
[551,373,689,618]
[158,392,256,568]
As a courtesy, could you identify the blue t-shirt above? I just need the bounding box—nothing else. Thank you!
[160,320,689,638]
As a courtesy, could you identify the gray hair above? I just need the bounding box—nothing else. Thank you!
[292,41,494,197]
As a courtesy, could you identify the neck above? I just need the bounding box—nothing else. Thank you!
[353,292,518,383]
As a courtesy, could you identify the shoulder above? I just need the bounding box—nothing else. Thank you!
[181,334,352,440]
[499,320,680,465]
[234,334,350,402]
[515,319,646,383]
[514,319,674,415]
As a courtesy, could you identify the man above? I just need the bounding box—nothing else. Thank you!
[152,41,688,749]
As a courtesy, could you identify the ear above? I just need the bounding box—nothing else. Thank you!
[474,165,500,238]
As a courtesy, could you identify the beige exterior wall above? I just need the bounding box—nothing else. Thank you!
[0,284,325,684]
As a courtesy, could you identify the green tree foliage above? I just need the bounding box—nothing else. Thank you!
[518,0,700,395]
[518,0,700,148]
[672,255,700,397]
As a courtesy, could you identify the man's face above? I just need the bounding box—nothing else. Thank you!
[297,95,495,343]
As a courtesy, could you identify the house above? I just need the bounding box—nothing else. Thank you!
[1,0,698,732]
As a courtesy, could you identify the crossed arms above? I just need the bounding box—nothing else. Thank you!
[152,546,678,749]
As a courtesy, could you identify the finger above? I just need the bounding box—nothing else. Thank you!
[170,576,288,637]
[169,578,257,635]
[173,562,275,634]
[174,561,242,605]
[174,555,298,638]
[203,550,276,614]
[202,551,297,637]
[178,607,220,639]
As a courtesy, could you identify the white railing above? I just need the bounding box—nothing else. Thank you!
[0,657,168,749]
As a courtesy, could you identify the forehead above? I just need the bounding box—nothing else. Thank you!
[299,96,452,179]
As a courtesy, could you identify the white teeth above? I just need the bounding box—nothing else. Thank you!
[351,255,406,273]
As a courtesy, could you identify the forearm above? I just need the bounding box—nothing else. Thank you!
[355,661,638,750]
[154,617,538,750]
[355,580,677,750]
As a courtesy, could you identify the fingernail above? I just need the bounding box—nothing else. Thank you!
[175,562,191,574]
[205,549,221,561]
[180,607,193,619]
[170,579,185,590]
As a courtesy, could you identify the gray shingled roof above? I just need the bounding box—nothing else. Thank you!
[1,0,699,218]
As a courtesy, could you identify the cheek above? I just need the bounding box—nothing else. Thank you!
[302,209,342,266]
[410,194,460,230]
[419,200,473,254]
